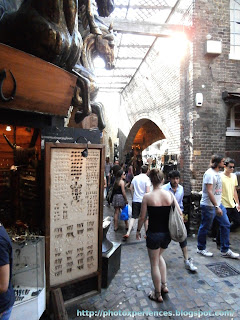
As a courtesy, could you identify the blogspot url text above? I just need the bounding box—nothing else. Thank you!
[76,309,234,318]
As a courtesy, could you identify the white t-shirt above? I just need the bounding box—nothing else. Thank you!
[200,168,222,206]
[131,173,151,202]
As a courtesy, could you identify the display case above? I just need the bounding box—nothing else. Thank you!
[10,236,46,320]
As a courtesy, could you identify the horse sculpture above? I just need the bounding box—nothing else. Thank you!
[0,0,115,129]
[73,23,115,130]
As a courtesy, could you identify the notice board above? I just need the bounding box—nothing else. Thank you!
[45,142,104,293]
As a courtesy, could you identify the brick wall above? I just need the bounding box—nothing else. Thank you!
[102,0,240,194]
[226,136,240,166]
[122,37,182,158]
[191,0,240,191]
[180,41,194,195]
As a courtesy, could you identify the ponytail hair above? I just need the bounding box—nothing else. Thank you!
[148,168,164,186]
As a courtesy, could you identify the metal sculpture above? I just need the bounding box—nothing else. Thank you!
[73,23,115,130]
[0,0,115,129]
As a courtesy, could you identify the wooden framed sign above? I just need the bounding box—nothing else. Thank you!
[45,142,104,294]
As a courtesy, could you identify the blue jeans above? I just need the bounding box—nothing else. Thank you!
[0,306,13,320]
[198,204,230,253]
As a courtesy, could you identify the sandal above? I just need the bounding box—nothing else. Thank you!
[122,234,129,239]
[161,282,169,294]
[148,291,163,303]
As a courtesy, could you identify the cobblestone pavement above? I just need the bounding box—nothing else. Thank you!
[66,196,240,320]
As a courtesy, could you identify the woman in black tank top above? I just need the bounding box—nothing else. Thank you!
[136,168,181,303]
[112,169,129,231]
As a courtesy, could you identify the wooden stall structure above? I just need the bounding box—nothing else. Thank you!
[0,43,76,117]
[0,43,104,318]
[45,142,105,308]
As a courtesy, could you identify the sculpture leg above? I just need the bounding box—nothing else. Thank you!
[72,69,92,123]
[91,101,106,131]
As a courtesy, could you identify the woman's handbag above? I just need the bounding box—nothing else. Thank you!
[106,186,114,204]
[120,204,129,221]
[168,193,187,242]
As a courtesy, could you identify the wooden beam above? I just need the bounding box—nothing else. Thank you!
[114,5,171,10]
[98,86,125,89]
[101,18,192,37]
[0,43,77,117]
[51,288,68,320]
[117,57,142,60]
[119,44,151,48]
[98,81,128,85]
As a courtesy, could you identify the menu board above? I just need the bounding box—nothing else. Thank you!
[46,144,103,287]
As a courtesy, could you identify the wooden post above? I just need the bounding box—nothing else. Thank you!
[51,288,68,320]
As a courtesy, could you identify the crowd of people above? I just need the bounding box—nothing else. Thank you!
[105,154,240,303]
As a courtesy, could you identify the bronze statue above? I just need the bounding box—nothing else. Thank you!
[0,0,115,130]
[73,23,115,130]
[0,0,81,69]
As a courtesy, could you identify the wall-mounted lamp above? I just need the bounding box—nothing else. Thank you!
[6,125,11,132]
[75,136,88,157]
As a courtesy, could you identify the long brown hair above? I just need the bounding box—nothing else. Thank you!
[113,169,124,189]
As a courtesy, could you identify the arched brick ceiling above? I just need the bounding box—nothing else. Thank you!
[124,119,165,153]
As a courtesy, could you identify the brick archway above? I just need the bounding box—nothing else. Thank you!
[123,119,165,154]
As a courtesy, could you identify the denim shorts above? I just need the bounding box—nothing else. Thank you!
[146,230,171,249]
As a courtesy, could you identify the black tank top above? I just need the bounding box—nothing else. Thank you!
[147,206,171,232]
[114,185,122,195]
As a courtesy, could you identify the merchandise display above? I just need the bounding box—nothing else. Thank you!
[49,148,100,286]
[11,236,46,320]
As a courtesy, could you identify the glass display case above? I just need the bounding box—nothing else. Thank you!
[11,236,46,320]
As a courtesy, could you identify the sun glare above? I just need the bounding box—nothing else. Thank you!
[93,56,106,69]
[157,33,189,63]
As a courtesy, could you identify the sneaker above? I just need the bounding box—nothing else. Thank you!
[221,249,239,259]
[197,248,213,257]
[185,258,198,272]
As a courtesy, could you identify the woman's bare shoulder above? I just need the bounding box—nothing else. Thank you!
[142,192,152,201]
[160,188,171,196]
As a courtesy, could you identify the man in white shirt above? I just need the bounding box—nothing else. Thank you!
[123,165,151,239]
[197,155,239,258]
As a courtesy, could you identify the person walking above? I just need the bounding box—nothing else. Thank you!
[162,170,197,272]
[136,169,181,302]
[197,154,239,258]
[104,156,112,194]
[123,165,151,239]
[0,223,15,320]
[125,161,134,188]
[110,159,121,185]
[112,169,129,231]
[221,158,240,230]
[214,158,240,247]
